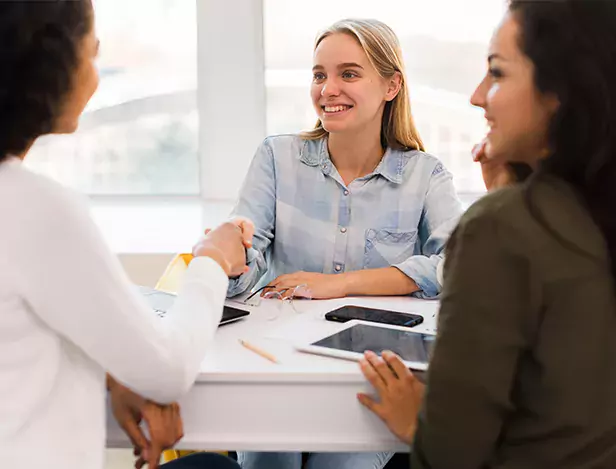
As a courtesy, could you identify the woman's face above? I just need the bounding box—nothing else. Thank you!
[53,15,100,134]
[310,32,401,137]
[470,12,559,164]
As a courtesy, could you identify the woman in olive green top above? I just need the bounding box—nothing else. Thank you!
[357,1,616,468]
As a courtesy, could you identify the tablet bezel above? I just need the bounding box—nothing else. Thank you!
[294,320,434,371]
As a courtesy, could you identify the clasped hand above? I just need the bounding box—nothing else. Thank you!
[109,377,183,469]
[193,217,255,277]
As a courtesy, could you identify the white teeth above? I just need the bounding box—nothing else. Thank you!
[324,105,349,113]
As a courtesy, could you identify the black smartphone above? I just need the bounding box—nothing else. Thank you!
[324,305,423,328]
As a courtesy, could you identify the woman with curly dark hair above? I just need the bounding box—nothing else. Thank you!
[0,2,249,468]
[358,1,616,468]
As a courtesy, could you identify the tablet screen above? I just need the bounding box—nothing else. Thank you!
[312,324,435,364]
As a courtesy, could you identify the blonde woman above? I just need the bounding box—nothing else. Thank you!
[229,18,462,307]
[234,19,462,469]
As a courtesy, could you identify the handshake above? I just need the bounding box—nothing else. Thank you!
[192,217,255,278]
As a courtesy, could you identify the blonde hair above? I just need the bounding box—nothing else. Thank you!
[301,18,425,152]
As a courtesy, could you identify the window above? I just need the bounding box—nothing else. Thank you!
[24,0,199,195]
[14,0,506,252]
[264,0,506,194]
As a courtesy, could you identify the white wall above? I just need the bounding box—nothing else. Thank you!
[197,0,266,204]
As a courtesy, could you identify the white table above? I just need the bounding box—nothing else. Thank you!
[106,296,438,452]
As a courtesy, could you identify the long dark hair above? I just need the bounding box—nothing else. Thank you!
[0,0,93,162]
[510,0,616,281]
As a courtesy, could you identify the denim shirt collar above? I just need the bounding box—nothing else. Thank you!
[298,136,413,185]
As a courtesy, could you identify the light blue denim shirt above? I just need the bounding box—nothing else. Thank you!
[228,134,463,299]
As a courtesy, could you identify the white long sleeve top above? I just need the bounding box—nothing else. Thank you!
[0,158,228,469]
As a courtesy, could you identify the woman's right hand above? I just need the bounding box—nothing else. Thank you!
[357,351,424,445]
[192,218,255,277]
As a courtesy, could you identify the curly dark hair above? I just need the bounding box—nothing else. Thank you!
[0,0,93,162]
[510,0,616,283]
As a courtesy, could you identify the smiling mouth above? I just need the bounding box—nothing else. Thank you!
[322,105,353,115]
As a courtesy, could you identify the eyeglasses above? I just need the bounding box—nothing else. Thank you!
[237,284,312,320]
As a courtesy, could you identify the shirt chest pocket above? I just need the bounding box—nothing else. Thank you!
[363,228,418,269]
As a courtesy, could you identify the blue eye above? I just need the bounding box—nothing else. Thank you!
[342,71,358,79]
[313,72,326,81]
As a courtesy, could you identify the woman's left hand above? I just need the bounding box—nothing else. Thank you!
[358,350,425,445]
[265,271,347,299]
[473,139,514,191]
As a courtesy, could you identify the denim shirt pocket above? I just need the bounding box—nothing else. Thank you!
[363,228,418,269]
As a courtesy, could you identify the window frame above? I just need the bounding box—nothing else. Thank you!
[86,0,486,253]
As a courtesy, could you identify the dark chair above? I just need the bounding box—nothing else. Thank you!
[163,453,240,469]
[384,452,410,469]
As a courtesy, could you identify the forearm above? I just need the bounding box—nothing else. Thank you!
[342,267,419,297]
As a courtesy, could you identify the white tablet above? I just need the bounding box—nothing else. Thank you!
[295,320,436,370]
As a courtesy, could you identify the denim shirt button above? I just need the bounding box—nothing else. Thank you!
[343,190,349,196]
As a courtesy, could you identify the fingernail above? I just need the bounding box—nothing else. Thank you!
[382,350,393,357]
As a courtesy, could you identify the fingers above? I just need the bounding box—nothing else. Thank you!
[163,403,184,446]
[360,353,388,394]
[472,139,487,162]
[382,351,412,380]
[135,454,150,469]
[229,264,250,278]
[147,441,162,469]
[140,402,184,469]
[366,350,401,387]
[357,393,386,420]
[122,418,149,460]
[174,403,184,442]
[266,276,284,288]
[263,276,290,297]
[264,285,295,299]
[239,221,255,249]
[230,216,255,248]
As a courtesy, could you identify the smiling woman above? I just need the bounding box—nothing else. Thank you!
[358,1,616,468]
[229,17,463,469]
[304,19,424,153]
